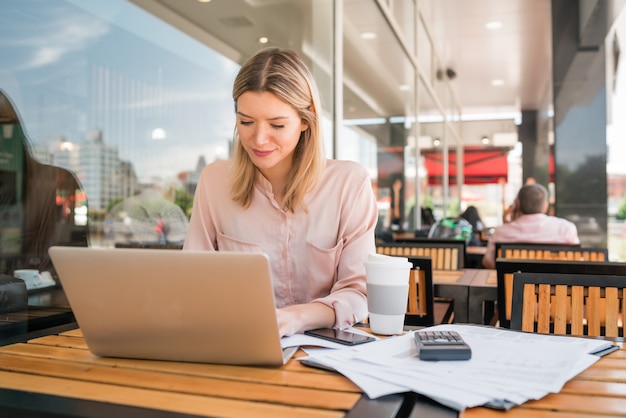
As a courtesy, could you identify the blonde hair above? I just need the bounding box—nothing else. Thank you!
[230,47,325,213]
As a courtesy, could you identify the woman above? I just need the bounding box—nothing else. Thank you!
[184,48,378,337]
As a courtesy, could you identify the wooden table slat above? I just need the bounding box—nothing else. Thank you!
[522,392,626,416]
[462,408,608,417]
[0,371,346,418]
[576,367,626,382]
[561,379,626,397]
[0,352,360,410]
[0,343,360,393]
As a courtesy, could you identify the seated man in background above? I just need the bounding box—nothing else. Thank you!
[481,183,579,269]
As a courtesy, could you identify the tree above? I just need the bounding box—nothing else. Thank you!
[174,188,194,218]
[617,194,626,220]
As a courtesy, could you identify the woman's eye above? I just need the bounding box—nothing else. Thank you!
[239,120,252,126]
[271,124,285,129]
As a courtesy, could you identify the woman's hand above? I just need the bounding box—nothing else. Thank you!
[276,302,335,337]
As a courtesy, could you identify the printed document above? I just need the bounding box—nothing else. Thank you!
[300,324,613,411]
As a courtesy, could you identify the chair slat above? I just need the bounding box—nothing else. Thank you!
[537,284,551,333]
[570,286,584,335]
[505,273,514,321]
[407,270,418,314]
[587,287,601,336]
[553,285,568,335]
[436,248,444,270]
[605,287,619,337]
[417,270,427,315]
[521,283,537,332]
[442,248,452,270]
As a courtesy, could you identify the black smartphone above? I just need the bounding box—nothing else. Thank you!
[304,328,376,346]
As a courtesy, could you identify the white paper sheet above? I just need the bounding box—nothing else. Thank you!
[300,324,613,411]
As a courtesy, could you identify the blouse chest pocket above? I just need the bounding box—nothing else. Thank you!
[306,240,343,285]
[216,232,264,253]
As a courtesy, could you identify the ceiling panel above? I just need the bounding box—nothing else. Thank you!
[129,0,553,144]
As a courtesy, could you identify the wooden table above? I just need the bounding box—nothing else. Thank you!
[1,328,624,417]
[460,339,626,417]
[0,328,452,418]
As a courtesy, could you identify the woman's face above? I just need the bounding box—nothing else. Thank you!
[236,91,307,179]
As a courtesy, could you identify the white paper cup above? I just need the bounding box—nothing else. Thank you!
[365,254,412,335]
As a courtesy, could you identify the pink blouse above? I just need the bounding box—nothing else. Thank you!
[183,159,378,329]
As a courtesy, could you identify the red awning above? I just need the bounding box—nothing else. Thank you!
[423,146,511,185]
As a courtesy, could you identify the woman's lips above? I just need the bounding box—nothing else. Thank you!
[253,149,273,157]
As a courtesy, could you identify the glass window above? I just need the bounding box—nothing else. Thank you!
[418,80,446,221]
[0,0,337,258]
[343,0,416,236]
[390,0,416,54]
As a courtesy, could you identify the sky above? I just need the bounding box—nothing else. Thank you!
[0,0,240,184]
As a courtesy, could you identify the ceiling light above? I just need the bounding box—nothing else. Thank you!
[259,37,269,44]
[433,138,441,147]
[491,79,504,86]
[481,135,490,145]
[485,21,502,30]
[343,117,387,126]
[197,0,211,3]
[360,32,376,40]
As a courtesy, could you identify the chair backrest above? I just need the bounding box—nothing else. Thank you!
[510,272,626,337]
[496,259,626,328]
[405,256,435,326]
[496,243,604,262]
[376,241,464,270]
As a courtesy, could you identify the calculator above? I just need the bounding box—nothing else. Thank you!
[414,330,472,361]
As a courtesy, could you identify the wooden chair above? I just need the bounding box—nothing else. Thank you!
[405,256,454,326]
[376,241,464,270]
[496,242,609,328]
[496,259,626,328]
[496,242,604,262]
[510,272,626,337]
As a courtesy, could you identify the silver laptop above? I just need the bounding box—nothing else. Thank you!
[48,246,296,367]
